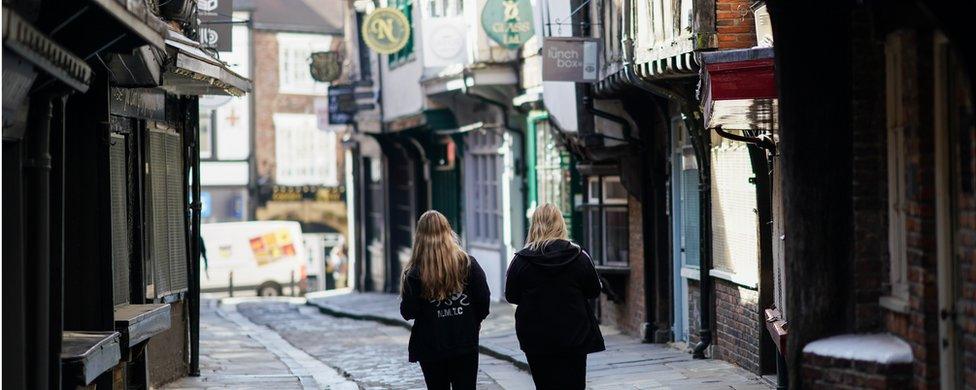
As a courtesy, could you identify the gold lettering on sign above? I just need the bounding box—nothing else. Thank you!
[370,17,395,41]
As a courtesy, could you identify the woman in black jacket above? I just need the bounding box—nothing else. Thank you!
[400,210,491,390]
[505,203,605,390]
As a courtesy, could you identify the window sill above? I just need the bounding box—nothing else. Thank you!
[879,295,910,314]
[708,269,758,290]
[680,266,701,280]
[595,265,630,276]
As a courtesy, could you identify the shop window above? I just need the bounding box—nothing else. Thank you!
[883,31,910,310]
[388,0,415,67]
[583,176,628,267]
[277,32,331,95]
[200,109,214,159]
[273,113,339,187]
[534,119,573,226]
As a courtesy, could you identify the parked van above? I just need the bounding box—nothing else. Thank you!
[201,221,307,296]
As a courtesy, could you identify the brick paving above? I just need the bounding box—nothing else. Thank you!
[308,292,774,389]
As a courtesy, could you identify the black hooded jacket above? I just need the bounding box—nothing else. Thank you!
[505,240,605,355]
[400,256,490,362]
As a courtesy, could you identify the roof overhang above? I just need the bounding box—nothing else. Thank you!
[2,7,92,92]
[701,47,777,131]
[421,64,518,96]
[161,31,251,96]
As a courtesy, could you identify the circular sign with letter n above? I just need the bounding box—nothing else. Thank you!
[362,8,411,54]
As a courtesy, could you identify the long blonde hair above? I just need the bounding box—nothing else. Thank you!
[525,203,569,251]
[403,210,470,300]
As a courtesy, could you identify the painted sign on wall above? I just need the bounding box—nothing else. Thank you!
[362,8,412,54]
[481,0,534,49]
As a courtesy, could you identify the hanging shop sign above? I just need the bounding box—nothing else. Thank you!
[362,8,412,54]
[542,37,600,82]
[310,51,342,82]
[422,17,467,67]
[198,0,233,51]
[481,0,534,49]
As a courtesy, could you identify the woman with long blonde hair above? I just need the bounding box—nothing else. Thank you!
[505,203,605,390]
[400,210,490,390]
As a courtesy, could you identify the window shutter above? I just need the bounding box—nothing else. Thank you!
[110,134,130,306]
[148,128,188,298]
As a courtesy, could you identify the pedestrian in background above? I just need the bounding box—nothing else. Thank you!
[400,210,491,390]
[505,203,605,390]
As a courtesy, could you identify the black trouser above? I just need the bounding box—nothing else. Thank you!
[526,353,587,390]
[419,352,479,390]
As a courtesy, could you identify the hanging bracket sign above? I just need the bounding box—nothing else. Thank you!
[481,0,534,49]
[542,37,600,82]
[362,8,412,54]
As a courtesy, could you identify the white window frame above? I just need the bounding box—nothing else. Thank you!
[277,32,332,95]
[882,31,910,312]
[272,113,339,187]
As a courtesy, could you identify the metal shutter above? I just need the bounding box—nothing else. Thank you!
[149,130,171,296]
[166,132,188,292]
[148,128,189,297]
[710,139,759,283]
[110,134,130,306]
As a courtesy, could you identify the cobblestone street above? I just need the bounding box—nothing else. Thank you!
[164,298,532,389]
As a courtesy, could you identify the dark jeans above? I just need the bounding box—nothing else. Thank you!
[526,353,587,390]
[419,352,479,390]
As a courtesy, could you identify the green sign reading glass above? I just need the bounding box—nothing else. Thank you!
[481,0,535,50]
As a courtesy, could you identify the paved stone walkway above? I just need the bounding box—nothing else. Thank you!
[164,299,357,389]
[308,292,773,390]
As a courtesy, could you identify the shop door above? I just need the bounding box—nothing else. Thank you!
[387,142,418,293]
[935,36,970,389]
[670,117,700,342]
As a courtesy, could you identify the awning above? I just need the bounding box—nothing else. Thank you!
[700,47,777,131]
[161,31,251,96]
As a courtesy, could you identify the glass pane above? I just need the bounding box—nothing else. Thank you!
[603,177,627,203]
[585,208,602,264]
[681,169,700,267]
[588,177,600,203]
[605,208,629,265]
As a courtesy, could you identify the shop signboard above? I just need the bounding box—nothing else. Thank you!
[198,0,233,52]
[542,37,600,82]
[362,8,412,54]
[481,0,534,49]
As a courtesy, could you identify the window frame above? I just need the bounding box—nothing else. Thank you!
[581,175,629,267]
[276,32,331,95]
[882,31,911,311]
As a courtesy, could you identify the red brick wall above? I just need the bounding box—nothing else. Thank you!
[688,280,701,345]
[715,0,756,49]
[252,30,345,186]
[598,195,645,336]
[713,279,762,374]
[253,30,278,182]
[801,353,913,390]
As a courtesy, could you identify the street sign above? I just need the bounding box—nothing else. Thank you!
[362,8,412,54]
[481,0,534,49]
[542,37,600,82]
[198,0,233,52]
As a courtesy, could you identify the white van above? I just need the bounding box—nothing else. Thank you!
[200,221,307,296]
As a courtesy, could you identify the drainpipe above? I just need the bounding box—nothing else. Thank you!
[621,65,714,358]
[24,91,57,389]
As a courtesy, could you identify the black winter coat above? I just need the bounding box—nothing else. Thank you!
[505,240,606,355]
[400,256,491,362]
